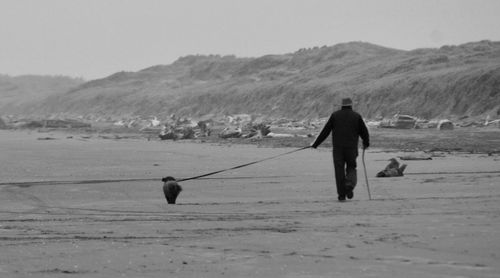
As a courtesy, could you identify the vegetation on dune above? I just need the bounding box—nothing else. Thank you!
[1,41,500,121]
[0,75,84,113]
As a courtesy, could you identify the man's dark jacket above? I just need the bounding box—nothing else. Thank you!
[312,107,370,148]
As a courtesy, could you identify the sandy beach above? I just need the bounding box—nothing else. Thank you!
[1,129,499,277]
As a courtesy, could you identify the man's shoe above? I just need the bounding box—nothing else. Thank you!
[346,191,353,199]
[338,195,346,201]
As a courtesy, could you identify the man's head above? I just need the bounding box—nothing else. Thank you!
[341,98,353,107]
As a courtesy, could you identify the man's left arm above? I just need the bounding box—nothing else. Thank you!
[311,115,334,148]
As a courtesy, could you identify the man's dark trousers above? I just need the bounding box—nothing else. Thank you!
[333,147,358,197]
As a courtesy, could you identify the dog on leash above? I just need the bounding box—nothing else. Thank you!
[162,176,182,204]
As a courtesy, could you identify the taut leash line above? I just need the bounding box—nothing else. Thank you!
[177,146,311,182]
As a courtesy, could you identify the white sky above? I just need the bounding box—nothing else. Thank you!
[1,0,499,80]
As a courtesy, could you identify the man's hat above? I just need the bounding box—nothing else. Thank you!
[341,97,353,107]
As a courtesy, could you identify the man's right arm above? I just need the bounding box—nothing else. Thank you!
[359,116,370,149]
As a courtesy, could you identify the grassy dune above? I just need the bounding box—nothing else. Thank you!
[2,41,500,122]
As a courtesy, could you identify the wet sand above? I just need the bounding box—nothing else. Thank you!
[1,130,499,277]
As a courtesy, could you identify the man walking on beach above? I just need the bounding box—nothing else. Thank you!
[311,97,370,201]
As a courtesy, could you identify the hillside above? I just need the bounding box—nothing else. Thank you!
[0,75,84,115]
[3,41,500,121]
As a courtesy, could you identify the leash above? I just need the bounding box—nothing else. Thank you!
[177,146,311,182]
[362,148,372,200]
